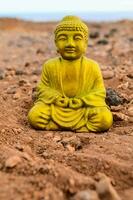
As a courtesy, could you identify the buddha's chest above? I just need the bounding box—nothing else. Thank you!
[61,65,80,97]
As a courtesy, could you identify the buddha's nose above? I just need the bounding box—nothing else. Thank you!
[66,37,75,47]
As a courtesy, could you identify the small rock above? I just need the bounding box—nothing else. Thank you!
[66,144,75,152]
[90,31,100,39]
[42,152,50,159]
[0,69,6,80]
[113,112,129,121]
[1,129,6,134]
[36,48,45,54]
[61,136,82,150]
[15,144,24,151]
[18,79,29,86]
[53,135,62,142]
[72,189,99,200]
[100,65,108,71]
[127,73,133,79]
[97,39,108,45]
[6,66,13,71]
[15,69,24,75]
[128,82,133,90]
[32,68,41,75]
[21,152,33,162]
[102,70,114,79]
[103,162,110,170]
[95,173,121,200]
[129,37,133,42]
[129,117,133,123]
[127,67,133,79]
[106,88,124,106]
[128,106,133,117]
[6,86,16,94]
[31,75,38,83]
[38,164,50,174]
[5,155,21,168]
[24,62,30,67]
[111,105,122,112]
[117,82,129,90]
[13,92,21,100]
[105,28,117,37]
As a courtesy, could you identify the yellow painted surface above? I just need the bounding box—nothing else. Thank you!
[28,16,113,132]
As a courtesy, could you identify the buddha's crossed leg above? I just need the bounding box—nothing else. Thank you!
[28,102,59,130]
[86,106,113,132]
[28,102,113,132]
[76,106,113,132]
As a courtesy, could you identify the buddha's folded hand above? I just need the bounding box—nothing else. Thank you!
[69,98,83,109]
[55,96,69,107]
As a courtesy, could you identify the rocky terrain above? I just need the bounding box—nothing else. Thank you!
[0,18,133,200]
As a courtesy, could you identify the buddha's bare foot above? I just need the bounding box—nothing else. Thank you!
[76,126,89,132]
[46,120,60,131]
[95,173,121,200]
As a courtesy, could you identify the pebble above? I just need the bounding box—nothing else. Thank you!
[106,88,123,106]
[90,31,100,39]
[21,152,33,162]
[15,69,24,75]
[104,162,110,170]
[102,70,114,79]
[6,86,16,94]
[117,82,129,90]
[18,79,29,86]
[15,144,24,151]
[66,144,75,152]
[24,62,30,67]
[127,68,133,79]
[5,155,21,168]
[13,92,21,100]
[61,136,82,151]
[42,152,50,159]
[31,75,38,83]
[32,68,41,75]
[53,135,62,142]
[113,112,129,122]
[97,39,109,45]
[36,48,45,54]
[0,69,6,80]
[127,73,133,79]
[111,105,122,112]
[128,82,133,90]
[129,117,133,123]
[105,28,117,37]
[72,189,99,200]
[128,106,133,117]
[129,37,133,42]
[100,65,108,71]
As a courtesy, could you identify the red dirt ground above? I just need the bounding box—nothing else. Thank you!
[0,18,132,200]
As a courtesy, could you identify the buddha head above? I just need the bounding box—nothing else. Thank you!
[54,16,89,60]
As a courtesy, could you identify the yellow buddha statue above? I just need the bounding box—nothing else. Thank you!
[28,16,113,132]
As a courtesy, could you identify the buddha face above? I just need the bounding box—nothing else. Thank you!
[55,31,88,60]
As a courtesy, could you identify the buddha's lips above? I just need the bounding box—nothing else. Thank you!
[65,48,76,53]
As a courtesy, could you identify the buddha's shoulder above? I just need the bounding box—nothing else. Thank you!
[83,56,99,67]
[43,57,60,68]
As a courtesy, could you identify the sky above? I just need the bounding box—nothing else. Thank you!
[0,0,133,13]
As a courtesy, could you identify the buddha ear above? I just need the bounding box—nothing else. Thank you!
[54,39,59,53]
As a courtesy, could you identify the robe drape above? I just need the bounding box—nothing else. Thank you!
[35,56,108,129]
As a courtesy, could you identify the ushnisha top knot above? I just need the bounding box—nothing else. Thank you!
[54,15,89,42]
